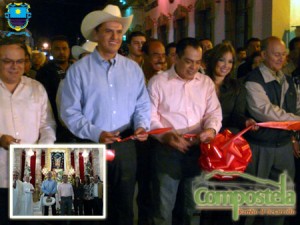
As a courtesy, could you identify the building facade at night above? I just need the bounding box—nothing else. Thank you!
[124,0,300,48]
[1,0,300,48]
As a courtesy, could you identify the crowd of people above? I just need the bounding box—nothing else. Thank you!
[12,170,103,217]
[1,3,300,225]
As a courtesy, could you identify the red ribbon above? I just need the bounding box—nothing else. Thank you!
[257,121,300,130]
[116,127,172,142]
[198,121,300,180]
[106,127,172,161]
[105,121,300,166]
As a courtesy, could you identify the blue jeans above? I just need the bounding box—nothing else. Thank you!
[152,174,200,225]
[151,138,201,225]
[60,196,72,215]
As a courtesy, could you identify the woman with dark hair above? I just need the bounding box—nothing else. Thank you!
[206,43,256,133]
[204,42,256,225]
[83,175,93,215]
[73,176,84,215]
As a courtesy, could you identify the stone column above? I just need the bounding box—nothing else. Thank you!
[153,18,158,38]
[187,4,195,37]
[34,149,42,201]
[23,149,35,177]
[74,149,80,177]
[83,150,89,164]
[69,149,72,172]
[99,148,104,181]
[168,14,174,43]
[213,0,225,45]
[25,149,31,172]
[35,148,42,185]
[13,149,23,173]
[83,150,90,175]
[92,148,102,178]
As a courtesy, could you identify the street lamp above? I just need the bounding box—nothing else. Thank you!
[42,42,49,49]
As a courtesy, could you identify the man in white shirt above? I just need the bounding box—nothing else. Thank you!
[0,37,56,224]
[22,175,34,215]
[12,170,23,215]
[58,175,74,215]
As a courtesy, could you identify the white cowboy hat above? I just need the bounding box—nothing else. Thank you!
[43,196,56,206]
[81,4,133,41]
[71,41,98,59]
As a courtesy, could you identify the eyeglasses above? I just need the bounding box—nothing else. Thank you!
[0,58,25,66]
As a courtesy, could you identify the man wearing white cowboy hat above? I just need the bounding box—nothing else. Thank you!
[60,4,151,225]
[71,41,98,60]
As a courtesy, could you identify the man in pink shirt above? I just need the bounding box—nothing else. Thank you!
[58,175,74,215]
[148,37,222,225]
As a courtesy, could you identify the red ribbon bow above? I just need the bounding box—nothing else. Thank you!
[198,121,300,180]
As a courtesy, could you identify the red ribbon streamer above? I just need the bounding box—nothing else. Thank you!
[199,121,300,180]
[257,121,300,130]
[116,127,172,142]
[106,127,172,161]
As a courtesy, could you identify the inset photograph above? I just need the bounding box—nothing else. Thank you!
[9,144,106,220]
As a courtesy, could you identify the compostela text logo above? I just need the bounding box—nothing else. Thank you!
[193,171,296,221]
[4,2,31,37]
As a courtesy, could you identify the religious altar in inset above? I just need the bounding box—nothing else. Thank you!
[12,146,105,191]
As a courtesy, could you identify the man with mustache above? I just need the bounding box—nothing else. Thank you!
[136,38,166,224]
[148,37,222,225]
[142,39,166,83]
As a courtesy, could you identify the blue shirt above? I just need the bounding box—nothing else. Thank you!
[60,50,151,142]
[41,179,57,195]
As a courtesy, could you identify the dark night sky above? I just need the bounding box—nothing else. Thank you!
[25,0,109,46]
